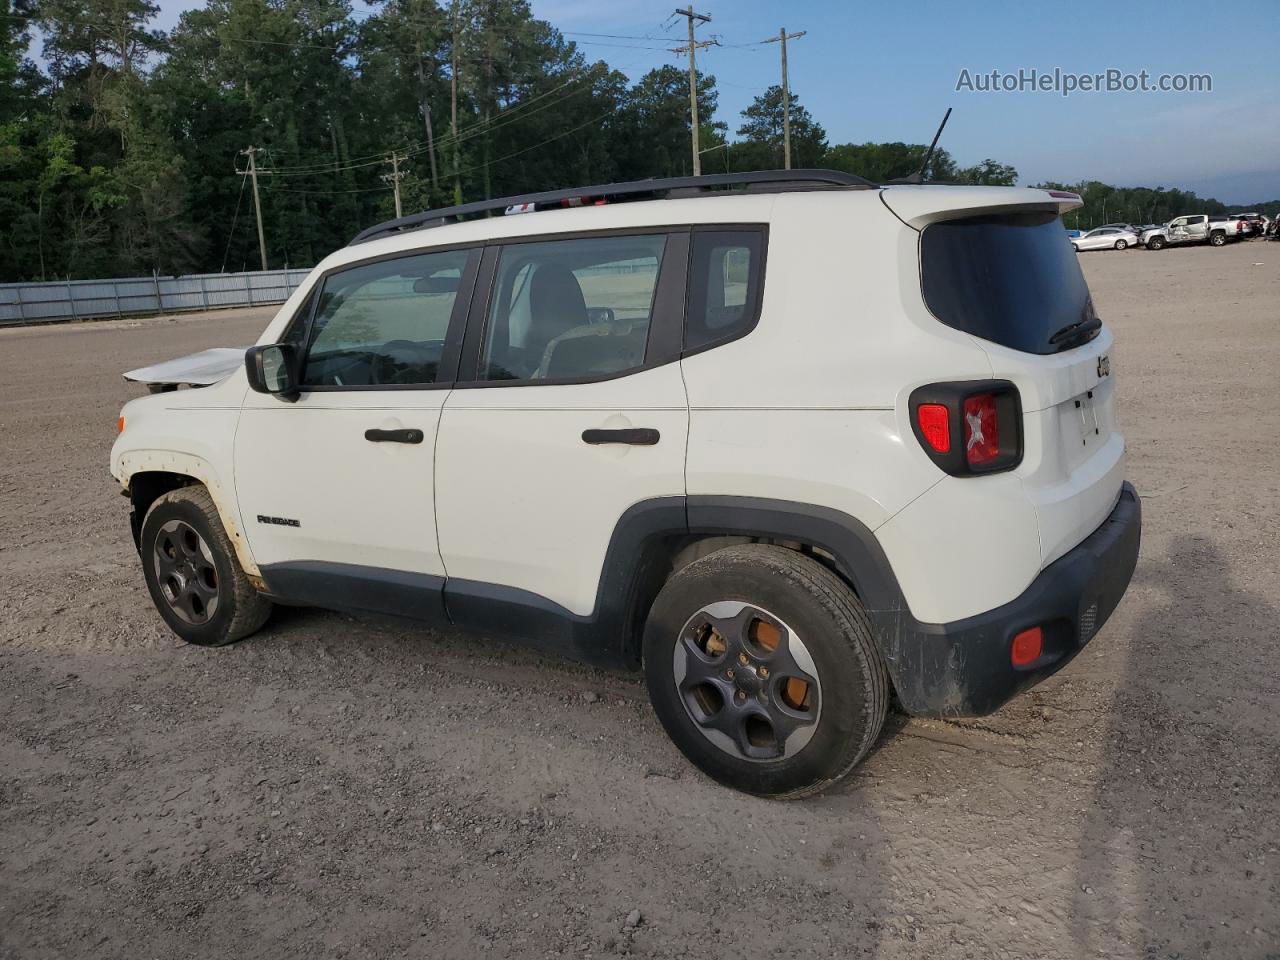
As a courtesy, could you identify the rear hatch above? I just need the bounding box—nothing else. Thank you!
[883,186,1125,568]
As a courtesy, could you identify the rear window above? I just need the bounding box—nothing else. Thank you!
[920,211,1093,355]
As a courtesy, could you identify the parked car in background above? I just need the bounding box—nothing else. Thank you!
[1065,228,1083,239]
[1142,214,1245,249]
[1211,215,1252,237]
[1096,222,1141,236]
[1072,226,1138,251]
[1230,212,1267,236]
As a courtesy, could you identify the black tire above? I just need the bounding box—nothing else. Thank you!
[140,485,272,646]
[1114,239,1128,250]
[1147,235,1165,250]
[1071,243,1080,253]
[643,544,889,799]
[1210,231,1227,247]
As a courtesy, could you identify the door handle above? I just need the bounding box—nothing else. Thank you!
[581,428,660,446]
[365,428,424,444]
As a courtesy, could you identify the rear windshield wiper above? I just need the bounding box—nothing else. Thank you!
[1048,316,1103,350]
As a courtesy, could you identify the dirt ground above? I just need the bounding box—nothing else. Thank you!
[2,241,1278,959]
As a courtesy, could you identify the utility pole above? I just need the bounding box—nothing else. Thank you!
[671,7,713,176]
[449,0,462,203]
[415,43,440,189]
[763,27,806,169]
[382,152,408,218]
[239,146,268,271]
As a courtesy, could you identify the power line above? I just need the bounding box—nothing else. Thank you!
[258,63,599,174]
[219,168,248,273]
[267,184,389,196]
[256,81,592,177]
[257,42,656,179]
[450,106,616,180]
[258,107,618,200]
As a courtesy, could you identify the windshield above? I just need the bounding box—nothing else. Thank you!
[920,211,1095,355]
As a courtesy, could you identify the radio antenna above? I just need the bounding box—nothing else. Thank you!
[886,107,952,185]
[917,107,952,182]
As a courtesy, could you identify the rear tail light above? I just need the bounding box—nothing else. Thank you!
[909,380,1022,476]
[915,404,951,453]
[962,393,999,465]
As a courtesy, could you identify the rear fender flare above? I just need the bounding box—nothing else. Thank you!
[613,496,916,688]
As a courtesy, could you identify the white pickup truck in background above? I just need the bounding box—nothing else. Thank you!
[1142,214,1247,249]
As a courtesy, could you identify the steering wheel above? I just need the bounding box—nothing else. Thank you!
[372,340,441,385]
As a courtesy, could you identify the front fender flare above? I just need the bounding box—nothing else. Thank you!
[116,450,261,579]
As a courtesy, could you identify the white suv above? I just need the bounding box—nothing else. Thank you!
[111,171,1141,798]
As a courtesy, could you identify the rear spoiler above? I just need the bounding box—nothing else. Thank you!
[880,185,1084,230]
[124,347,247,392]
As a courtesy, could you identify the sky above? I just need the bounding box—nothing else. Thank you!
[106,0,1280,203]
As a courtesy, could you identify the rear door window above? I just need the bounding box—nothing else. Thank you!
[920,211,1094,356]
[479,234,666,382]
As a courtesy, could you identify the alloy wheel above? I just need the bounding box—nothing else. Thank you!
[153,519,220,624]
[672,601,822,761]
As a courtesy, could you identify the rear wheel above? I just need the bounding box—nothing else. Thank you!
[1071,243,1080,253]
[643,545,889,799]
[1210,231,1227,247]
[140,485,272,646]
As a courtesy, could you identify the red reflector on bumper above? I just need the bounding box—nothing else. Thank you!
[1011,627,1043,666]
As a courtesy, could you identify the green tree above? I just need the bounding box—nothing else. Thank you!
[821,141,958,182]
[616,65,723,180]
[0,0,49,279]
[954,158,1017,186]
[734,85,826,168]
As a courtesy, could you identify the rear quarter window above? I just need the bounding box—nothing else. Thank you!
[684,228,766,354]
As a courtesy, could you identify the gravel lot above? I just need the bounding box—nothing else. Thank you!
[2,242,1278,959]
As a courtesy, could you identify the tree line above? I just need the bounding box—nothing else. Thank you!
[2,0,1274,283]
[1041,180,1279,231]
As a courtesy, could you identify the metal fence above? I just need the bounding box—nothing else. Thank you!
[0,268,313,326]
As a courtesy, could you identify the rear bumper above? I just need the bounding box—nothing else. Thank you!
[877,482,1141,717]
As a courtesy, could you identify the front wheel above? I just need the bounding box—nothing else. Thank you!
[1210,232,1227,247]
[1071,243,1080,253]
[1147,236,1166,250]
[1114,239,1128,250]
[643,545,889,799]
[140,485,272,646]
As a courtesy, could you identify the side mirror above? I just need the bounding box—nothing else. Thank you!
[245,343,300,400]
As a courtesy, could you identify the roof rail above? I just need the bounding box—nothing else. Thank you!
[348,169,876,245]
